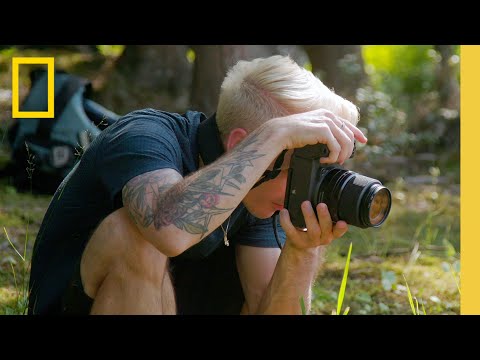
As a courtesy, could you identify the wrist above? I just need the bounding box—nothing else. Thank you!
[283,241,321,261]
[262,118,288,153]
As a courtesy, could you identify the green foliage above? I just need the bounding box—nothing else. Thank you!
[96,45,125,58]
[186,48,196,64]
[0,46,17,72]
[303,61,313,72]
[355,85,411,157]
[359,45,460,163]
[381,270,396,291]
[363,45,438,96]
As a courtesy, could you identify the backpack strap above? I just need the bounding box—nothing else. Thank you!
[36,74,90,139]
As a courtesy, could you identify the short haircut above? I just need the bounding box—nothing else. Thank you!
[216,55,359,137]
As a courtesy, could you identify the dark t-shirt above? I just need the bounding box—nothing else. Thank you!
[28,109,286,315]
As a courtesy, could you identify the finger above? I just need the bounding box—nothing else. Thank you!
[332,220,348,239]
[317,124,341,164]
[316,110,367,144]
[321,114,355,143]
[322,118,353,165]
[329,118,355,164]
[341,124,355,142]
[342,128,355,164]
[301,201,321,239]
[279,208,297,238]
[343,128,355,163]
[333,123,353,165]
[316,203,334,245]
[327,115,355,140]
[339,118,368,144]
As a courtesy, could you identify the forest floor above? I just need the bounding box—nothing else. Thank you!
[0,175,460,315]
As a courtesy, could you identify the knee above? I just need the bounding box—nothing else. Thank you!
[82,207,169,296]
[119,233,169,286]
[109,209,169,281]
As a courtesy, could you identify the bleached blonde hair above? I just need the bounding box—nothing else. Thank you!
[216,55,359,136]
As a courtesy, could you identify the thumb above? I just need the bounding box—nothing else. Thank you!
[279,209,296,238]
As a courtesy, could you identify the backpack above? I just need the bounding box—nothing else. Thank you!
[5,69,120,193]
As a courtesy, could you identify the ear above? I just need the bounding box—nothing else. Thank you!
[225,128,248,151]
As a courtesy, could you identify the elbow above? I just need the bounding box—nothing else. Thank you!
[158,240,189,258]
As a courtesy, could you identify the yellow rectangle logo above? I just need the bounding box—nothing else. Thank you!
[12,57,54,118]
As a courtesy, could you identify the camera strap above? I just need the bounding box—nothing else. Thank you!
[251,149,288,189]
[197,112,287,188]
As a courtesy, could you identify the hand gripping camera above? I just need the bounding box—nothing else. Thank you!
[284,143,392,230]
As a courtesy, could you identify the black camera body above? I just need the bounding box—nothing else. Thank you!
[284,143,391,230]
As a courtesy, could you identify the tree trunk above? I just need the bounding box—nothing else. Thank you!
[95,45,192,115]
[434,45,460,110]
[433,45,460,156]
[304,45,366,101]
[189,45,278,116]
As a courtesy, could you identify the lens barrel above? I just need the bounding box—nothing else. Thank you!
[316,168,392,228]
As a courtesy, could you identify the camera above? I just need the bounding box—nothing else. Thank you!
[284,143,392,230]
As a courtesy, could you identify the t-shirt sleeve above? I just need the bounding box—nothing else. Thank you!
[234,213,286,248]
[97,115,183,205]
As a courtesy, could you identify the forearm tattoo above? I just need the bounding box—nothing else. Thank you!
[122,132,266,236]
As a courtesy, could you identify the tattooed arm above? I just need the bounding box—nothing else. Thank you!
[121,121,283,257]
[122,108,368,257]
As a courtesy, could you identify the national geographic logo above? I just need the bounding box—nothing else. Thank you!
[12,57,54,118]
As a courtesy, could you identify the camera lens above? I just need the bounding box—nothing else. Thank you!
[315,168,392,228]
[368,187,391,226]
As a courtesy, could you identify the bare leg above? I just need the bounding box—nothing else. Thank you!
[80,207,176,314]
[161,270,176,315]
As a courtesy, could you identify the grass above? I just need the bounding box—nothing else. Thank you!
[404,274,423,315]
[310,181,460,315]
[0,179,460,315]
[0,182,50,314]
[4,226,30,314]
[335,242,352,315]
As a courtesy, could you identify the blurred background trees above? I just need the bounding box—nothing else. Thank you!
[0,44,460,184]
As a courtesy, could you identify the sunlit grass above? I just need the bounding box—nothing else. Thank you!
[404,274,417,315]
[4,227,24,261]
[403,274,427,315]
[335,242,352,315]
[450,263,461,295]
[0,143,36,315]
[0,181,460,315]
[311,182,459,315]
